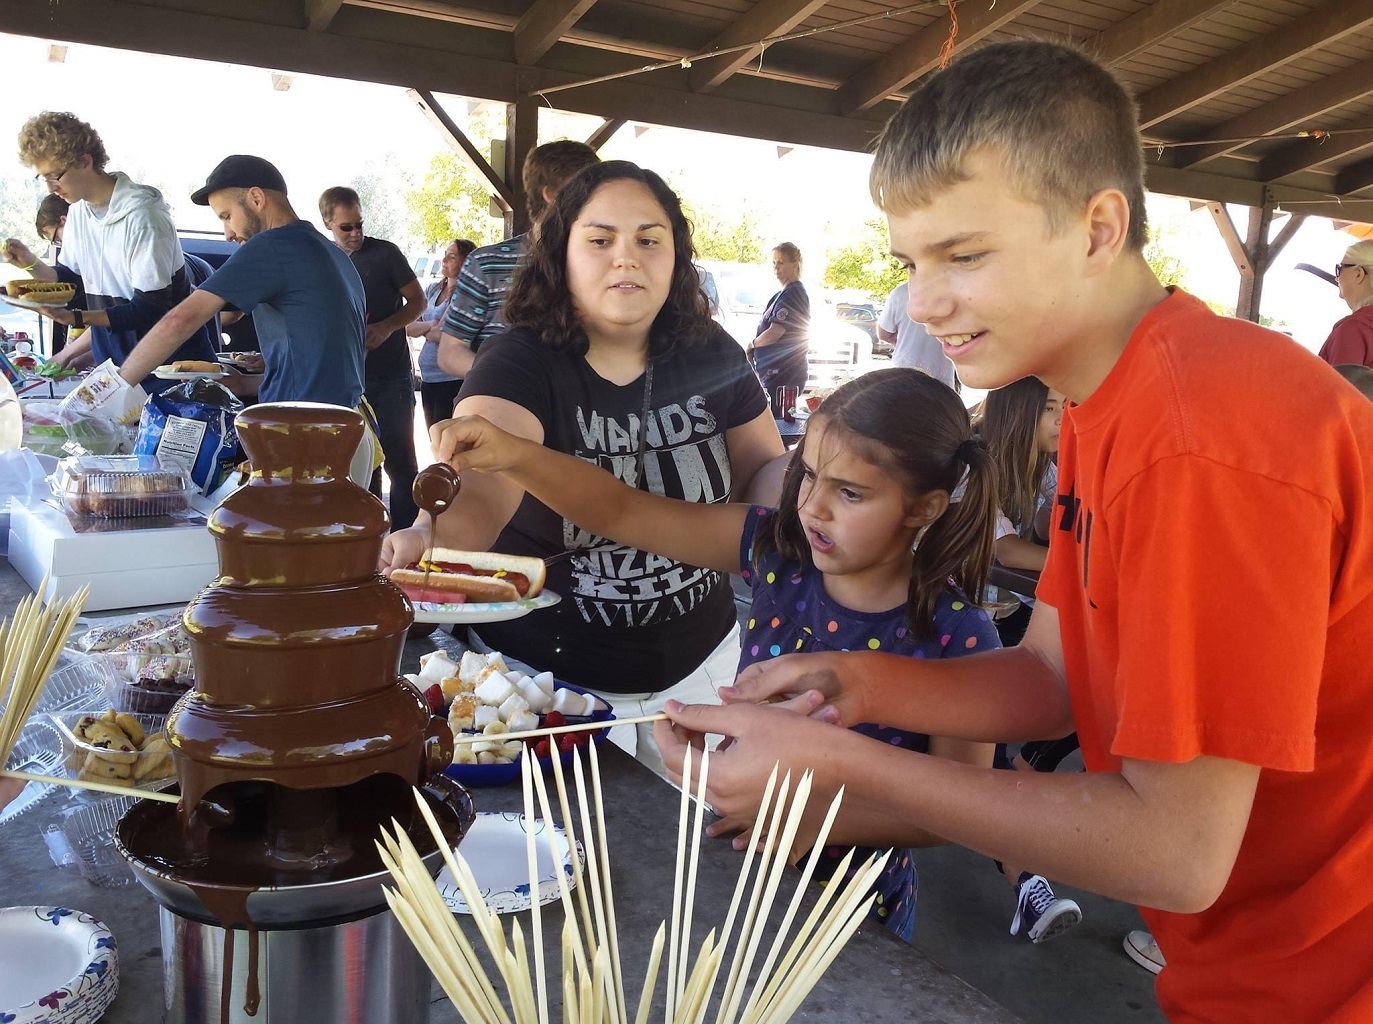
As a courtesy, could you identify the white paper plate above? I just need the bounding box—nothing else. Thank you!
[435,812,579,915]
[0,906,118,1024]
[152,367,227,380]
[1,292,73,310]
[412,589,561,625]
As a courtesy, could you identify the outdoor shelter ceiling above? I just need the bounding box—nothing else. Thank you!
[4,0,1373,221]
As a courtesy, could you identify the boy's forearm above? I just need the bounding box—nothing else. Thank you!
[821,740,1252,913]
[834,646,1072,744]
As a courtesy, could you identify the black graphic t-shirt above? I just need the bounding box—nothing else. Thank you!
[461,325,769,692]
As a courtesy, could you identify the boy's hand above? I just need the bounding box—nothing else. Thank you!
[379,526,427,574]
[724,652,864,727]
[656,697,842,858]
[430,414,530,475]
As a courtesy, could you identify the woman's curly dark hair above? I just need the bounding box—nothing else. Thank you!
[761,368,998,639]
[502,160,714,359]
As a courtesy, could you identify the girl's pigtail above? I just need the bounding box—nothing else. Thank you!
[907,438,998,636]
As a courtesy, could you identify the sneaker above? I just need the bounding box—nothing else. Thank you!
[1123,930,1165,974]
[1011,872,1082,943]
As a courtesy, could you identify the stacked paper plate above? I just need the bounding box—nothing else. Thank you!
[0,906,118,1024]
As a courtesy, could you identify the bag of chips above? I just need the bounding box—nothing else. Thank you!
[133,378,243,495]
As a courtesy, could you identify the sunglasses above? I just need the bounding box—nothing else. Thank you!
[1335,263,1362,276]
[334,220,364,233]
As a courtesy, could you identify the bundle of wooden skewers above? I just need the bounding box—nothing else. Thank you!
[378,739,888,1024]
[0,581,178,806]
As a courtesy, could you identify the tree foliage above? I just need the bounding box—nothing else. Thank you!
[683,203,766,263]
[1143,224,1186,288]
[822,219,905,299]
[406,151,505,251]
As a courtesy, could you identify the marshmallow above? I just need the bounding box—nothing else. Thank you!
[418,651,459,685]
[533,671,556,696]
[458,650,492,686]
[550,688,594,717]
[473,705,500,730]
[485,651,511,674]
[498,692,530,723]
[517,677,552,713]
[474,673,517,706]
[507,709,539,734]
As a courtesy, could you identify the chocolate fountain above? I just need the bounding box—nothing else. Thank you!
[115,403,474,1024]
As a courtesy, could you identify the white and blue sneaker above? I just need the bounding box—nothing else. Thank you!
[1011,872,1082,943]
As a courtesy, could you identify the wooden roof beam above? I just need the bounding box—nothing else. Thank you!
[1173,58,1373,168]
[688,0,830,94]
[513,0,600,66]
[406,88,514,211]
[1136,0,1373,130]
[304,0,345,32]
[1087,0,1239,68]
[1335,157,1373,196]
[1260,129,1373,182]
[584,117,624,150]
[835,0,1044,115]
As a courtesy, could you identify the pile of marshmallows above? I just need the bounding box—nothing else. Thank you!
[409,649,603,766]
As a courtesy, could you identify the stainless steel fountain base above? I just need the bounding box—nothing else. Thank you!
[158,905,429,1024]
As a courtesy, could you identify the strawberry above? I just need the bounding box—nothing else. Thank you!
[423,684,445,714]
[531,738,552,760]
[558,733,580,755]
[543,711,568,729]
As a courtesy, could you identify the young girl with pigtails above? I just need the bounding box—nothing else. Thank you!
[427,366,1002,940]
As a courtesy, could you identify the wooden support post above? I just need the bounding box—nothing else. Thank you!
[584,118,625,152]
[1205,196,1308,323]
[504,70,540,237]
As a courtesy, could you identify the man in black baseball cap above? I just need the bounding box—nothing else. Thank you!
[115,154,378,479]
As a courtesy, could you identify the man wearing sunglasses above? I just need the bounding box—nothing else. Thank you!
[1,111,219,390]
[1321,244,1373,369]
[320,186,426,529]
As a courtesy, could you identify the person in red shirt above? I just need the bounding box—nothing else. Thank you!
[1320,240,1373,368]
[654,40,1373,1024]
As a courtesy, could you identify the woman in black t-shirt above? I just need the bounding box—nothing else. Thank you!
[382,161,784,773]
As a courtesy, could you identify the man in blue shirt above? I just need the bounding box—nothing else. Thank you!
[118,155,367,412]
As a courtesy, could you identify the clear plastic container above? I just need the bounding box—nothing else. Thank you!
[100,652,194,715]
[46,795,141,886]
[51,454,191,518]
[50,710,173,792]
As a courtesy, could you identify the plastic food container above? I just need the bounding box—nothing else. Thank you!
[45,795,141,886]
[51,454,191,518]
[50,710,173,792]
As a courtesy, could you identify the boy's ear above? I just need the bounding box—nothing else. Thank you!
[1083,187,1132,271]
[906,489,951,529]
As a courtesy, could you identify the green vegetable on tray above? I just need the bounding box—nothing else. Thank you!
[34,360,79,379]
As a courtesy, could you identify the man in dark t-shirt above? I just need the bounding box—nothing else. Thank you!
[748,242,810,417]
[320,187,426,529]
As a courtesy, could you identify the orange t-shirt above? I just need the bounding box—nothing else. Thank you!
[1038,290,1373,1023]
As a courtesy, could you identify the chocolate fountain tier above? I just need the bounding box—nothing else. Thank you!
[212,402,393,588]
[167,681,449,799]
[183,579,411,706]
[116,774,476,925]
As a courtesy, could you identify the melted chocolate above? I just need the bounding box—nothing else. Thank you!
[413,463,461,598]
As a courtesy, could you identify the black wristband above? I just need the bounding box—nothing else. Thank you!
[72,309,84,329]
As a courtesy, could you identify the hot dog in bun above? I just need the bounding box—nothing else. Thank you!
[5,279,76,303]
[391,548,547,604]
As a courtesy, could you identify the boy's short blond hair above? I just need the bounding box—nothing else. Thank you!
[870,40,1148,252]
[17,111,109,174]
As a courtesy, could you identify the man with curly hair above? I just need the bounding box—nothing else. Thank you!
[1,111,218,390]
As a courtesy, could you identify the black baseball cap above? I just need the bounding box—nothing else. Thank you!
[191,155,289,205]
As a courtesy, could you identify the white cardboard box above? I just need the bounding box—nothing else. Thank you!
[8,498,219,611]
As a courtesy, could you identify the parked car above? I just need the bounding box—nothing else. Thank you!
[835,301,891,356]
[696,260,875,392]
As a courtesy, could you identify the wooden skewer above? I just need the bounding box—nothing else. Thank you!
[0,768,179,803]
[453,712,667,744]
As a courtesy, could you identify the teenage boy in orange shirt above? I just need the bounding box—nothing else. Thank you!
[657,40,1373,1023]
